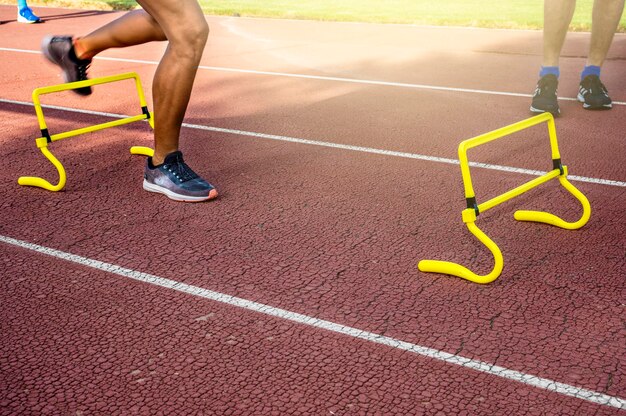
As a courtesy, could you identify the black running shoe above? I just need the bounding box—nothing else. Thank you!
[143,151,218,202]
[578,75,612,110]
[41,35,92,96]
[530,74,560,116]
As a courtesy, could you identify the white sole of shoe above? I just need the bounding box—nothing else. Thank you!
[530,105,559,115]
[143,179,217,202]
[578,93,612,109]
[17,16,39,23]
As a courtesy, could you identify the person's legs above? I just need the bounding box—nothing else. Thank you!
[42,2,216,201]
[132,0,216,201]
[17,0,41,23]
[73,10,166,60]
[42,10,166,95]
[577,0,624,110]
[542,0,577,68]
[47,4,207,162]
[133,0,209,165]
[530,0,576,115]
[75,3,207,163]
[587,0,625,67]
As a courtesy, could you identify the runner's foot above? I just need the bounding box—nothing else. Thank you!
[18,7,41,23]
[578,75,612,110]
[41,35,92,95]
[530,74,560,116]
[143,151,218,202]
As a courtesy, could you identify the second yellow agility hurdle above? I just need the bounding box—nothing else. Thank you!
[18,72,155,192]
[418,112,591,284]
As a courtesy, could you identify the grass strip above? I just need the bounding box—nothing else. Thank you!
[3,0,625,32]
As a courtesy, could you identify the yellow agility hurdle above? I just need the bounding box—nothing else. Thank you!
[418,113,591,284]
[18,72,155,192]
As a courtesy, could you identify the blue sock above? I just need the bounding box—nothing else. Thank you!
[18,0,28,10]
[539,66,560,78]
[581,65,601,80]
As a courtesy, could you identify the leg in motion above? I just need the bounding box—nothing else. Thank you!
[135,0,217,201]
[41,10,166,95]
[41,3,217,202]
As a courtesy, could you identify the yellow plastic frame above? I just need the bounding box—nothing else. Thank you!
[418,113,591,284]
[18,72,155,191]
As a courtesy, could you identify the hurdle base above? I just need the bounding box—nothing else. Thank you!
[130,146,154,157]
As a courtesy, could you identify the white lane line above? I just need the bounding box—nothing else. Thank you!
[2,98,625,188]
[2,47,625,106]
[0,234,624,410]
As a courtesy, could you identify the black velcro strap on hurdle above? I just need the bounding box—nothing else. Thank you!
[552,158,564,175]
[41,128,51,143]
[141,106,151,119]
[466,196,479,216]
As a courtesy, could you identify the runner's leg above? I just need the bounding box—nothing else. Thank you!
[587,0,625,66]
[73,10,166,60]
[133,0,209,164]
[542,0,576,67]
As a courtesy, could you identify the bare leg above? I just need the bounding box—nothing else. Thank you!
[133,0,208,164]
[41,1,215,200]
[543,0,577,67]
[74,10,166,59]
[71,2,208,165]
[587,0,625,66]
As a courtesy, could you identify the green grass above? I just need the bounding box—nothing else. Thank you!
[6,0,626,31]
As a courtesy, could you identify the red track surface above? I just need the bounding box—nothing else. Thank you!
[1,6,625,415]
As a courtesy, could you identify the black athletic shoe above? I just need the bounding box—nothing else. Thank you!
[578,75,612,110]
[530,74,560,116]
[143,151,218,202]
[41,35,92,96]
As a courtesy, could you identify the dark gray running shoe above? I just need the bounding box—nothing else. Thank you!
[578,75,612,110]
[143,151,218,202]
[530,74,560,116]
[41,35,92,96]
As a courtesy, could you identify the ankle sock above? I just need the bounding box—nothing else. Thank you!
[17,0,28,10]
[581,65,601,80]
[539,66,560,78]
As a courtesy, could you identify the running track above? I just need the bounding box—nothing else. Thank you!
[1,6,625,415]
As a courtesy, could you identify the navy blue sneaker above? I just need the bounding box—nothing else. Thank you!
[41,35,92,96]
[143,151,218,202]
[530,74,560,116]
[578,75,612,110]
